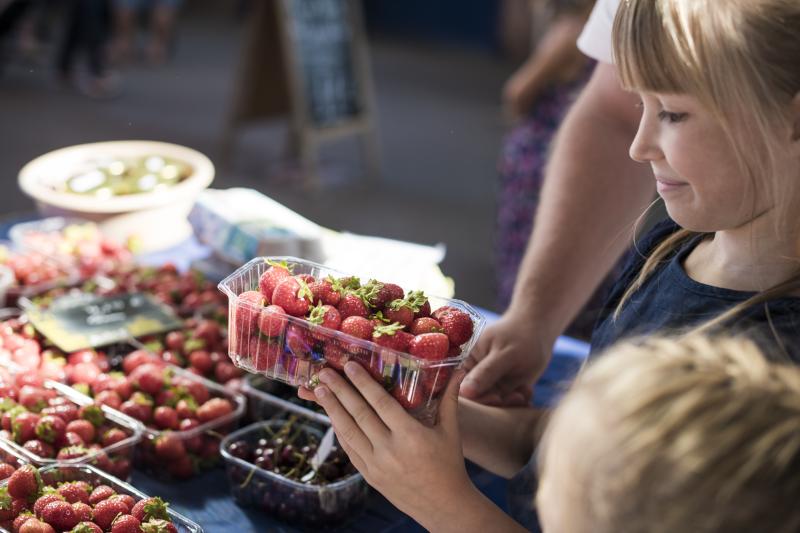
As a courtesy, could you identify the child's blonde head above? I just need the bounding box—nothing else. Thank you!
[537,335,800,533]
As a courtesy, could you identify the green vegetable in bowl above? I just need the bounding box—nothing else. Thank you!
[60,155,193,197]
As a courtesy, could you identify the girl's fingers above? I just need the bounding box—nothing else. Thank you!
[343,362,410,430]
[297,386,318,403]
[332,426,368,475]
[317,368,389,443]
[313,384,374,457]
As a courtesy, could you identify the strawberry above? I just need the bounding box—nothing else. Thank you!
[271,277,312,317]
[71,502,92,522]
[414,299,432,319]
[1,495,29,522]
[93,498,130,530]
[18,518,54,533]
[40,500,79,531]
[78,404,106,428]
[88,485,116,505]
[65,420,95,445]
[110,457,132,480]
[257,305,288,338]
[188,350,213,375]
[22,440,54,459]
[57,446,89,461]
[337,293,369,320]
[248,337,283,372]
[33,493,64,517]
[120,400,151,423]
[340,316,373,340]
[13,512,36,532]
[164,331,185,353]
[234,290,264,341]
[362,280,404,309]
[18,386,51,412]
[131,497,169,523]
[284,324,315,359]
[12,412,40,443]
[111,514,141,533]
[101,428,128,448]
[154,433,186,461]
[308,279,341,306]
[141,519,178,533]
[57,482,91,504]
[372,323,412,353]
[63,431,85,447]
[71,522,102,533]
[177,380,208,405]
[214,362,241,383]
[122,350,160,375]
[410,317,443,335]
[408,333,450,361]
[129,363,166,396]
[258,261,293,303]
[431,305,458,321]
[391,382,425,411]
[322,343,350,371]
[383,304,414,328]
[0,463,15,480]
[420,366,453,396]
[109,494,136,513]
[8,465,41,501]
[307,304,342,341]
[196,398,233,423]
[153,406,179,430]
[437,309,474,346]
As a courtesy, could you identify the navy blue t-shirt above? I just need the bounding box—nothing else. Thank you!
[590,219,800,362]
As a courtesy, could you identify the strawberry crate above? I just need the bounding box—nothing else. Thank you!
[221,419,369,530]
[0,463,203,533]
[0,380,142,480]
[131,362,246,481]
[218,256,486,425]
[0,440,27,481]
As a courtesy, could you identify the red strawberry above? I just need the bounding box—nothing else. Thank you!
[414,299,432,319]
[94,390,122,410]
[271,278,312,317]
[408,333,450,360]
[284,324,315,359]
[120,400,151,423]
[258,261,292,303]
[101,428,129,448]
[337,293,369,320]
[188,350,213,375]
[248,337,283,372]
[18,518,55,533]
[72,522,102,533]
[410,317,443,335]
[33,493,64,517]
[88,485,116,505]
[13,513,36,532]
[214,361,241,383]
[391,382,425,410]
[65,420,95,444]
[308,279,341,306]
[8,465,41,501]
[178,380,209,405]
[63,431,85,447]
[40,500,79,531]
[257,305,288,338]
[1,497,29,523]
[22,439,54,459]
[110,457,132,480]
[109,494,136,513]
[57,482,91,504]
[383,303,414,329]
[363,280,404,309]
[71,502,93,522]
[153,406,179,430]
[372,324,413,353]
[129,363,166,396]
[122,350,160,375]
[78,404,106,428]
[307,303,342,341]
[93,498,130,530]
[339,316,373,340]
[0,462,15,480]
[111,514,141,533]
[154,433,186,460]
[437,309,474,346]
[131,497,169,523]
[234,290,264,341]
[164,331,185,352]
[12,412,40,443]
[56,446,89,461]
[322,343,350,371]
[141,518,178,533]
[18,386,51,412]
[420,366,453,396]
[196,398,233,423]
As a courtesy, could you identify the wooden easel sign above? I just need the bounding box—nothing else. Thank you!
[226,0,381,188]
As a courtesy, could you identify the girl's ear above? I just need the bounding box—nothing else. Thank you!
[792,91,800,142]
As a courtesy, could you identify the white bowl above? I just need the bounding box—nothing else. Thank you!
[18,140,215,253]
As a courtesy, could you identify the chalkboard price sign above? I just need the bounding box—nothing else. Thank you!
[286,0,360,125]
[27,292,183,352]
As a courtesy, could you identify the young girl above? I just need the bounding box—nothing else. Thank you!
[301,0,800,529]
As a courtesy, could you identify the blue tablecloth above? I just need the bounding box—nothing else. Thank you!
[1,217,590,532]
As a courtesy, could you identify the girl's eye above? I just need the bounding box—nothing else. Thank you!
[657,111,688,123]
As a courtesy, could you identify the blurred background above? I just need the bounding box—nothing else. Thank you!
[0,0,558,315]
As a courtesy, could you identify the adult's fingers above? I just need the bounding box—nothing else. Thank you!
[343,362,409,431]
[313,384,373,458]
[460,350,510,400]
[318,367,390,444]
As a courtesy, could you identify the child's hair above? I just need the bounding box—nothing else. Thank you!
[609,0,800,332]
[538,335,800,533]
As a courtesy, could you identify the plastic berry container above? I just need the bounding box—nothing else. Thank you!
[242,374,330,425]
[0,439,28,476]
[220,419,369,529]
[218,257,486,425]
[0,463,204,533]
[133,363,246,480]
[0,380,142,480]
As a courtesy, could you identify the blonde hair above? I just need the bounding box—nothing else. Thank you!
[610,0,800,331]
[539,335,800,533]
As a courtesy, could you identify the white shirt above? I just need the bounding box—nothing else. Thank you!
[576,0,620,64]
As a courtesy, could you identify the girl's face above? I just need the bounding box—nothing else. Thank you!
[629,93,771,232]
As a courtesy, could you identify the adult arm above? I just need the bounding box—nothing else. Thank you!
[462,62,654,404]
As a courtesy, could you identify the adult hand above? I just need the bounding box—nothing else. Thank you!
[460,311,554,406]
[298,362,474,522]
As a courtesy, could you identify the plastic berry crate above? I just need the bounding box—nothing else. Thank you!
[0,439,28,474]
[0,380,142,480]
[0,463,204,533]
[220,419,369,530]
[218,256,486,425]
[242,374,330,425]
[133,363,247,481]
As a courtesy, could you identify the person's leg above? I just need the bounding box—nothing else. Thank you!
[55,0,80,81]
[146,0,180,64]
[110,0,136,63]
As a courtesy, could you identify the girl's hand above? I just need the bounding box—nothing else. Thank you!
[299,362,474,522]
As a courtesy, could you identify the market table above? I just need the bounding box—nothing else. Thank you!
[1,219,590,532]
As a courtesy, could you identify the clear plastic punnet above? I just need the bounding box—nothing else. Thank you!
[242,374,330,425]
[0,463,204,533]
[218,256,486,424]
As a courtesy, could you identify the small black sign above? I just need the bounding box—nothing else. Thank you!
[27,292,183,352]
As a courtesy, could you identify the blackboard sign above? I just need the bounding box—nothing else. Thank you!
[27,292,183,352]
[285,0,360,126]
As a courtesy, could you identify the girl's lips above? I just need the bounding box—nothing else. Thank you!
[655,176,688,193]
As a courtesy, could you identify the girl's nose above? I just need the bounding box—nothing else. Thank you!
[629,113,662,163]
